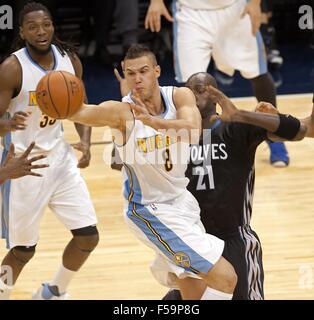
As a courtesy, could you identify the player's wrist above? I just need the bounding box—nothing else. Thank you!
[144,114,155,127]
[1,165,13,180]
[0,119,10,129]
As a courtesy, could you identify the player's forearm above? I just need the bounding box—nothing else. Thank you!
[70,104,110,127]
[69,101,127,128]
[146,117,201,144]
[233,110,307,140]
[74,123,91,145]
[233,110,279,131]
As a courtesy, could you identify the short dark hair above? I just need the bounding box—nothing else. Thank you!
[124,44,157,66]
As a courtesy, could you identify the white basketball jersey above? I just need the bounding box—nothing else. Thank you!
[5,44,75,154]
[177,0,238,10]
[116,86,190,205]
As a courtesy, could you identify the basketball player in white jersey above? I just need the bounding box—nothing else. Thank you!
[68,44,304,299]
[145,0,290,167]
[0,2,99,300]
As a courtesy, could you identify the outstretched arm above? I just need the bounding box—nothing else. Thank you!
[69,100,134,146]
[69,101,132,128]
[131,87,201,144]
[255,102,288,141]
[207,86,307,141]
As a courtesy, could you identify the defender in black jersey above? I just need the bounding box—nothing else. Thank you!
[188,73,267,299]
[164,72,269,300]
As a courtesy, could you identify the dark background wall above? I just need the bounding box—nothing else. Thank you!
[0,0,313,103]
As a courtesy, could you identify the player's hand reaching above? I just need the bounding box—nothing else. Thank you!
[0,142,48,183]
[241,0,262,36]
[130,91,154,125]
[255,102,279,114]
[145,0,173,32]
[205,85,237,122]
[114,68,130,97]
[73,141,91,168]
[0,111,29,132]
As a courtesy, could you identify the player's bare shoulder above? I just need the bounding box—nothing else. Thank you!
[0,55,22,90]
[173,86,197,109]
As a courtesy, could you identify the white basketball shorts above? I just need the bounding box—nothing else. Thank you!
[173,0,268,82]
[124,190,224,288]
[0,140,97,249]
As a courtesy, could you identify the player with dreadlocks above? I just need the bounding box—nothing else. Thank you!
[0,2,99,300]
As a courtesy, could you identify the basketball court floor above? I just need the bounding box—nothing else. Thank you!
[1,94,313,300]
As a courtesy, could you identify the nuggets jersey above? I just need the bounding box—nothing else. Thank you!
[177,0,238,10]
[116,86,190,205]
[5,45,74,154]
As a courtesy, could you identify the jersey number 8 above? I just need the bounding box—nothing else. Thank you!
[163,147,173,172]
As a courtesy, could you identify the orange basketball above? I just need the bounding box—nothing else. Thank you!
[36,71,84,119]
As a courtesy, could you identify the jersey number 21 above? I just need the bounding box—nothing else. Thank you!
[193,165,215,190]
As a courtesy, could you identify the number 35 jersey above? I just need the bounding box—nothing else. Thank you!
[116,86,190,205]
[5,45,75,154]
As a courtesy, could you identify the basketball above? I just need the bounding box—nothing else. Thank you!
[36,71,84,119]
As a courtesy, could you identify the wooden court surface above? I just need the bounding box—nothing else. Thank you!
[1,94,313,300]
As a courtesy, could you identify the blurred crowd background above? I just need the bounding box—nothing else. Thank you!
[0,0,313,103]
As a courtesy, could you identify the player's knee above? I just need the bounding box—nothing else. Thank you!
[218,258,238,292]
[73,234,99,253]
[11,245,36,266]
[224,265,237,292]
[71,226,99,253]
[204,257,238,293]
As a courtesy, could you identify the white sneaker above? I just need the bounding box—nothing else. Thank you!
[32,283,70,300]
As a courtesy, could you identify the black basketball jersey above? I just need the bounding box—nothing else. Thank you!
[186,120,267,236]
